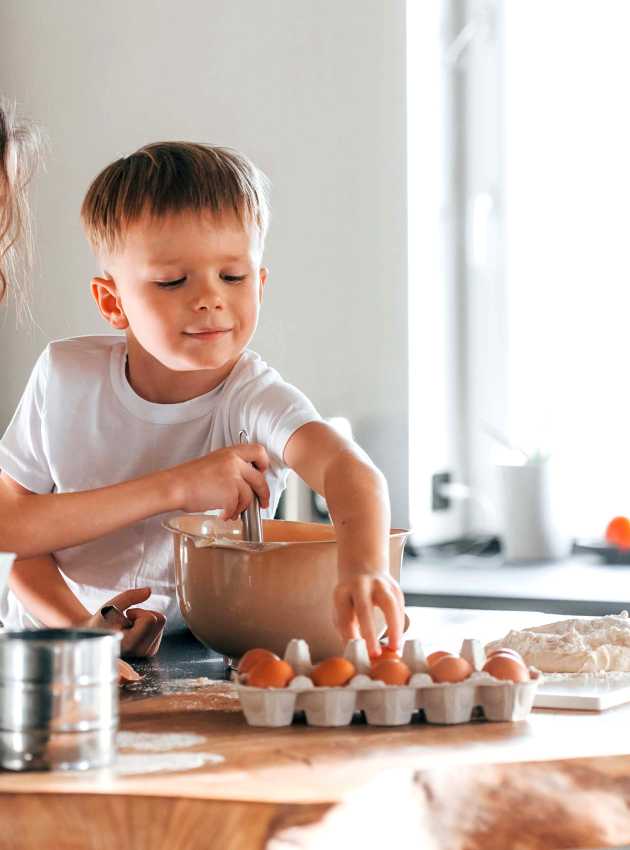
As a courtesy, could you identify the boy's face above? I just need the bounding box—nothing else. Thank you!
[92,209,267,387]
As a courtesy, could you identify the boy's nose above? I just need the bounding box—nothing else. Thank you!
[192,281,224,311]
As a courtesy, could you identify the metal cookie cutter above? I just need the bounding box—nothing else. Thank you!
[100,604,133,630]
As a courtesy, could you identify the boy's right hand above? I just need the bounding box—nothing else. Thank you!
[168,444,271,520]
[83,587,166,658]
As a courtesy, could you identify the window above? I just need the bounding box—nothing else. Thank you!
[409,0,630,543]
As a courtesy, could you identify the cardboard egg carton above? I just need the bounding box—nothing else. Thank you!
[234,637,542,728]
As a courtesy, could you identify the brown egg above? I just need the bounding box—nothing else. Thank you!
[487,647,525,664]
[430,655,473,683]
[426,650,455,668]
[483,654,530,682]
[311,657,356,687]
[238,648,279,675]
[248,658,295,688]
[371,658,412,685]
[376,646,401,661]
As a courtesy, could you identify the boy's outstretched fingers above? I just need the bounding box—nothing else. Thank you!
[353,580,380,657]
[333,574,406,658]
[333,577,379,656]
[333,584,360,642]
[372,579,404,653]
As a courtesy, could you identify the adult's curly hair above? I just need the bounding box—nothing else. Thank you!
[0,98,44,319]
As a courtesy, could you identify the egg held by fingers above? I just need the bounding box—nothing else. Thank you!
[376,646,401,661]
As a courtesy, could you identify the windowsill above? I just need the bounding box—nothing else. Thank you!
[401,552,630,615]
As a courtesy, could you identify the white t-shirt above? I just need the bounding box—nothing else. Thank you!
[0,335,320,631]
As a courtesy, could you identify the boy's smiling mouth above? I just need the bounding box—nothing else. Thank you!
[183,327,233,338]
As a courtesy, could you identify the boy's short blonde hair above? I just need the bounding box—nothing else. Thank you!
[81,141,270,253]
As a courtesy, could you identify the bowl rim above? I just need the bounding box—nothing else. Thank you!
[162,513,410,547]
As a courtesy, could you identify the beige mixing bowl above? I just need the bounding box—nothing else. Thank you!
[163,514,409,661]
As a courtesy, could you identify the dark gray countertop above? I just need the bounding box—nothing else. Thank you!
[121,630,229,699]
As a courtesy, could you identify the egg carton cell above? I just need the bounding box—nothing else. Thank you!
[234,637,542,728]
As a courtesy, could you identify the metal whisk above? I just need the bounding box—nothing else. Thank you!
[239,429,264,544]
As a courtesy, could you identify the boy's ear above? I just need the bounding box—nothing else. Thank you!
[91,276,129,330]
[258,266,268,303]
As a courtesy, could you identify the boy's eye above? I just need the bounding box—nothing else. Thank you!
[155,276,187,288]
[221,274,246,284]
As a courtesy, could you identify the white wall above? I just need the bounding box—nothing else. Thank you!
[0,0,409,525]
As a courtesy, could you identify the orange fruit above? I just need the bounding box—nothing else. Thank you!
[311,657,356,687]
[370,658,411,685]
[238,648,279,675]
[606,516,630,549]
[247,658,294,688]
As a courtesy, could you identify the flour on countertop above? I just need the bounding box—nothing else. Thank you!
[117,731,206,751]
[115,731,225,775]
[115,751,224,775]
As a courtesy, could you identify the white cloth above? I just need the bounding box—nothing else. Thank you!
[0,334,320,631]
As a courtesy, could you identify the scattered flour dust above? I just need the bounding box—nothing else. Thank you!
[543,671,630,683]
[117,731,206,751]
[115,730,225,775]
[156,677,218,693]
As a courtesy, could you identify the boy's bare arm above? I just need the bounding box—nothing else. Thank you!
[283,421,405,657]
[9,555,91,626]
[0,443,270,558]
[9,556,166,657]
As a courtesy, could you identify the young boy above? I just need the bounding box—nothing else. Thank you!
[0,142,404,659]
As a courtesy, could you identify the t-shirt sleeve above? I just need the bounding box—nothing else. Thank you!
[0,347,54,493]
[232,367,321,468]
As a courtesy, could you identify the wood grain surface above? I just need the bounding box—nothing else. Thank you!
[2,607,630,850]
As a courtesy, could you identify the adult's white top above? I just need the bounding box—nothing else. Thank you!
[0,335,320,631]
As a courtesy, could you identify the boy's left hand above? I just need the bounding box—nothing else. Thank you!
[84,587,166,658]
[333,571,405,658]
